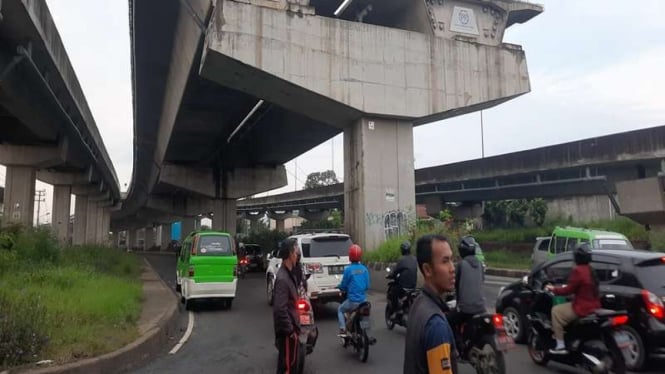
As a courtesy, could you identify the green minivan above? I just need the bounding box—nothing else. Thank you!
[532,226,634,267]
[176,231,238,310]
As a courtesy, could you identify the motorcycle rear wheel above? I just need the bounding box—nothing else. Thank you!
[528,331,549,366]
[385,304,395,330]
[357,331,370,363]
[474,335,506,374]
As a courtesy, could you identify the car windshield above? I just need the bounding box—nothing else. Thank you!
[635,262,665,295]
[593,239,633,249]
[197,235,232,256]
[306,236,352,258]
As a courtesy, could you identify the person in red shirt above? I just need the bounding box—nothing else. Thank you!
[545,243,601,354]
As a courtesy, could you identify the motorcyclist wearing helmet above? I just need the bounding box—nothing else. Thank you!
[337,244,370,336]
[388,240,418,319]
[450,236,486,333]
[545,242,601,354]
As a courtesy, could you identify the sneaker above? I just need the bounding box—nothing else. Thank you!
[548,347,568,355]
[337,329,347,337]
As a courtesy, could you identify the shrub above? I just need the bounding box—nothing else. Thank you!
[0,290,49,369]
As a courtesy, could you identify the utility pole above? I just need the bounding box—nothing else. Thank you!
[35,189,46,226]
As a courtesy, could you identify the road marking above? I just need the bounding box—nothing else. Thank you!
[485,280,512,286]
[169,311,194,355]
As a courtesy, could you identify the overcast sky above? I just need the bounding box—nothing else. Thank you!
[2,0,663,222]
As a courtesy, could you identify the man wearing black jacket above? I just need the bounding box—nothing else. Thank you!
[273,238,300,374]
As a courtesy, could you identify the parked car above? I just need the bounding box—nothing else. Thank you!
[266,233,352,307]
[496,249,665,371]
[531,226,633,267]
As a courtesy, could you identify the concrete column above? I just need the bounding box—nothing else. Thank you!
[144,227,155,250]
[212,199,237,235]
[423,195,443,217]
[2,166,36,227]
[344,117,415,250]
[73,195,88,245]
[276,219,285,231]
[111,231,119,248]
[101,209,111,245]
[52,185,72,243]
[85,200,98,244]
[127,229,138,250]
[160,224,171,250]
[95,206,105,244]
[181,218,197,240]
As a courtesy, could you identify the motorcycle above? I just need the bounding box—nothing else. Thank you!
[339,294,377,362]
[445,297,512,374]
[237,256,248,279]
[527,288,629,374]
[384,267,419,330]
[295,295,318,374]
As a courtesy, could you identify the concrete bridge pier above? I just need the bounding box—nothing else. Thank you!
[212,198,237,235]
[1,165,36,228]
[345,118,415,251]
[144,227,155,250]
[127,229,139,250]
[181,217,198,240]
[160,224,172,250]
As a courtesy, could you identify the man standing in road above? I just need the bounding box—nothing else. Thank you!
[273,238,300,374]
[404,235,458,374]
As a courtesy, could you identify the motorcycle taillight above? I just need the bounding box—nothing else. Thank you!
[360,306,371,316]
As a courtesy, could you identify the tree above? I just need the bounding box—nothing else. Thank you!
[529,198,548,226]
[304,170,339,189]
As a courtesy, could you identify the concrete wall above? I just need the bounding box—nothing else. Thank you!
[545,195,616,222]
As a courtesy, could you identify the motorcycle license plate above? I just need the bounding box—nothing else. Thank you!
[300,314,312,326]
[494,334,515,351]
[360,319,371,329]
[614,331,631,349]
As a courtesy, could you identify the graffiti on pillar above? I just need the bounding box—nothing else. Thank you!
[365,208,416,239]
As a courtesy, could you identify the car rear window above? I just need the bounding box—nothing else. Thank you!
[197,236,232,256]
[245,245,262,255]
[304,236,352,258]
[635,259,665,294]
[593,239,633,249]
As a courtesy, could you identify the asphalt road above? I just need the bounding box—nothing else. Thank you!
[135,253,663,374]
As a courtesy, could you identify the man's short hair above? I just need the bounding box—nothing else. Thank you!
[416,234,449,273]
[278,238,297,260]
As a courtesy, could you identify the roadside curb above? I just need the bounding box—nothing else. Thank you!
[14,260,180,374]
[485,267,528,278]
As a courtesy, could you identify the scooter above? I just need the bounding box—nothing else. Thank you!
[527,289,629,374]
[294,275,318,374]
[385,267,419,330]
[237,256,248,279]
[445,298,512,374]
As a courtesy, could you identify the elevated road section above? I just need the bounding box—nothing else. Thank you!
[0,0,120,244]
[115,0,542,250]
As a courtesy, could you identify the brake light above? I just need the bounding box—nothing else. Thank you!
[305,263,323,274]
[297,299,310,312]
[188,266,195,277]
[610,315,629,327]
[240,257,249,265]
[493,314,504,330]
[642,289,665,320]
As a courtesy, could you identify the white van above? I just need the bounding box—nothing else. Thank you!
[266,233,352,306]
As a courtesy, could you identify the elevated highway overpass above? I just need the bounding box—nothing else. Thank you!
[114,0,543,250]
[0,0,120,244]
[238,125,665,226]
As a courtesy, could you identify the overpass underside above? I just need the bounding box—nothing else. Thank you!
[117,0,542,250]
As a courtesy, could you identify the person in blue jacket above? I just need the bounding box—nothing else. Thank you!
[337,243,370,336]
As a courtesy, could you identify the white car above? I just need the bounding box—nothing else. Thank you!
[266,233,353,307]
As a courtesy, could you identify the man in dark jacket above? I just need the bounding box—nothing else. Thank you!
[273,238,300,374]
[388,240,418,319]
[404,235,458,374]
[451,236,486,330]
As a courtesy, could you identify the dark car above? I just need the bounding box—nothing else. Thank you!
[243,244,266,272]
[495,249,665,371]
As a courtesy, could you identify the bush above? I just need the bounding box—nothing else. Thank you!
[242,229,289,254]
[11,227,60,265]
[0,290,49,368]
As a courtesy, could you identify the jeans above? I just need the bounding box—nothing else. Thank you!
[338,299,361,330]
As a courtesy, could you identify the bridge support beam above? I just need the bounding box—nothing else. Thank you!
[73,195,89,245]
[160,224,172,250]
[423,195,443,217]
[181,217,198,240]
[144,227,155,251]
[127,229,138,250]
[345,118,415,250]
[1,166,36,227]
[212,199,237,235]
[52,185,72,243]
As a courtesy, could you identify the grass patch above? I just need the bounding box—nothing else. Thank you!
[483,249,531,270]
[0,227,142,369]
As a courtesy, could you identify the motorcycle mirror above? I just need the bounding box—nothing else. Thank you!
[385,267,391,272]
[521,275,529,286]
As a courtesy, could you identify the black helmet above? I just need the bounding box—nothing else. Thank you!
[400,241,411,255]
[458,236,478,258]
[574,242,592,265]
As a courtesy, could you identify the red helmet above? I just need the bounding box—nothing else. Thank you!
[349,244,362,262]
